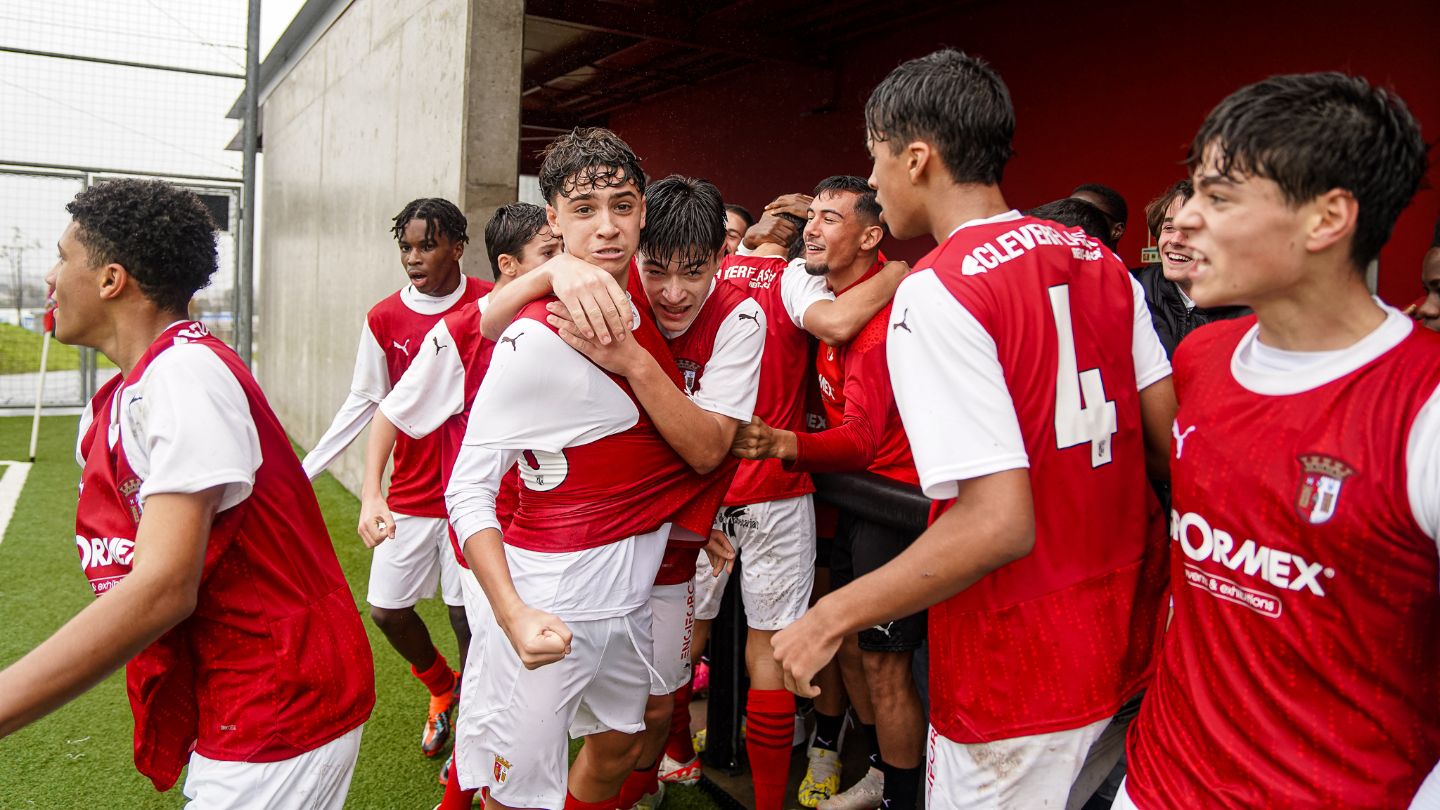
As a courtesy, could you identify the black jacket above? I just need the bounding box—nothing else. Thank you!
[1132,264,1250,358]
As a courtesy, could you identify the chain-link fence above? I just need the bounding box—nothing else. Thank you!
[0,0,247,409]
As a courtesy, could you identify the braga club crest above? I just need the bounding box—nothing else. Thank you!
[1295,454,1355,525]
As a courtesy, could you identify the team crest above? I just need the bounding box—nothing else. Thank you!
[118,477,144,523]
[493,754,511,784]
[1295,454,1355,525]
[676,358,701,395]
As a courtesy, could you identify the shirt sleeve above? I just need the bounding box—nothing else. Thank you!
[1406,382,1440,548]
[446,444,519,544]
[781,258,835,329]
[791,340,888,473]
[462,318,638,453]
[887,270,1028,500]
[689,298,765,422]
[125,344,260,513]
[301,323,388,478]
[380,320,466,439]
[1130,274,1173,390]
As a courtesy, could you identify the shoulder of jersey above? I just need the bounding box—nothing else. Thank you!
[368,288,409,321]
[463,276,494,301]
[850,303,895,355]
[1172,315,1253,373]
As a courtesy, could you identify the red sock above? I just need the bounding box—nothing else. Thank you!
[745,688,796,810]
[616,760,660,807]
[563,791,618,810]
[412,648,456,697]
[664,680,696,762]
[439,756,477,809]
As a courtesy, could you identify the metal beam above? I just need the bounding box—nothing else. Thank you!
[524,0,822,67]
[0,45,245,80]
[523,32,635,92]
[0,160,240,185]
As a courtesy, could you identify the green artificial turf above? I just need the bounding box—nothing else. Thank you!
[0,324,113,375]
[0,415,716,809]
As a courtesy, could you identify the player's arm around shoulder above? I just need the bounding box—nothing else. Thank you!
[803,260,909,346]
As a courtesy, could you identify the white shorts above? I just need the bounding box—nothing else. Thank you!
[694,494,815,630]
[454,607,655,806]
[1111,779,1140,809]
[183,725,363,809]
[924,716,1110,810]
[458,567,491,651]
[648,581,695,696]
[366,513,464,609]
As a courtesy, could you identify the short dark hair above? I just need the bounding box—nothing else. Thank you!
[1026,198,1110,242]
[724,204,755,230]
[391,198,469,246]
[1145,180,1195,240]
[813,175,882,226]
[1187,71,1427,268]
[65,178,217,314]
[484,203,549,273]
[639,175,726,267]
[538,127,646,204]
[865,48,1014,185]
[1072,183,1128,224]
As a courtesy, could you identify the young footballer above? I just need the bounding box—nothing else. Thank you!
[303,198,483,759]
[1118,72,1439,809]
[773,49,1177,809]
[0,179,374,808]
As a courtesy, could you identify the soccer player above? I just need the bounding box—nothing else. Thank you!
[773,49,1177,809]
[302,198,482,759]
[0,179,374,808]
[734,175,925,810]
[723,204,754,256]
[1118,73,1439,809]
[356,202,559,799]
[446,128,729,810]
[1405,217,1440,332]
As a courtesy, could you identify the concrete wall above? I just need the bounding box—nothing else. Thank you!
[258,0,520,494]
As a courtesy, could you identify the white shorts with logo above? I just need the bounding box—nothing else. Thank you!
[925,716,1110,810]
[454,606,655,806]
[182,724,364,809]
[366,513,464,609]
[648,580,695,696]
[694,494,815,630]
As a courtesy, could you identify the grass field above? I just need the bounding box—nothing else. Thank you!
[0,324,117,375]
[0,415,717,809]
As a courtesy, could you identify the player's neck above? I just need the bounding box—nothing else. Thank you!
[929,183,1010,244]
[829,251,880,294]
[1252,270,1385,352]
[422,267,462,297]
[105,306,191,377]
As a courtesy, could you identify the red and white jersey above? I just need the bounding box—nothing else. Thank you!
[379,293,519,567]
[446,295,721,620]
[792,302,917,485]
[75,322,373,790]
[1124,309,1440,809]
[650,279,765,585]
[716,254,834,505]
[888,210,1172,743]
[814,258,886,431]
[304,277,485,516]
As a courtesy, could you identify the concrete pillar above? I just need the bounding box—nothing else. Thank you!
[460,0,523,281]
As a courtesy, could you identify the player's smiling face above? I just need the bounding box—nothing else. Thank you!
[397,218,464,296]
[1156,195,1196,284]
[639,251,720,333]
[548,176,645,280]
[46,221,103,347]
[802,191,867,279]
[1177,143,1314,309]
[724,210,747,256]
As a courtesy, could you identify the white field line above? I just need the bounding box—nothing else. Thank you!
[0,461,32,545]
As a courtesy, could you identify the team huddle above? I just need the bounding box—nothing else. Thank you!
[0,46,1436,810]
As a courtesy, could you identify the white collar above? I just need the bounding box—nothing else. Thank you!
[1231,302,1413,395]
[945,209,1023,241]
[400,275,468,314]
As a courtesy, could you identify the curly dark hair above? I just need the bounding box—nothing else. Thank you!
[537,127,646,204]
[65,178,217,314]
[1188,72,1427,268]
[391,198,469,246]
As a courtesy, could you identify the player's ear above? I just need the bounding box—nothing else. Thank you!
[453,239,465,260]
[908,140,931,185]
[546,203,559,231]
[637,196,647,231]
[97,262,126,301]
[497,253,519,278]
[1305,188,1359,258]
[860,224,884,252]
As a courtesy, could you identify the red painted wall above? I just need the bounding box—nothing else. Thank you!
[611,0,1440,305]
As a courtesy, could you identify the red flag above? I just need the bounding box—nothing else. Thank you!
[42,297,55,335]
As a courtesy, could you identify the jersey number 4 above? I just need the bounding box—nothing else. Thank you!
[1048,285,1117,467]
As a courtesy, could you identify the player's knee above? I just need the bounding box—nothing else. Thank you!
[861,650,915,698]
[644,694,674,732]
[368,604,413,632]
